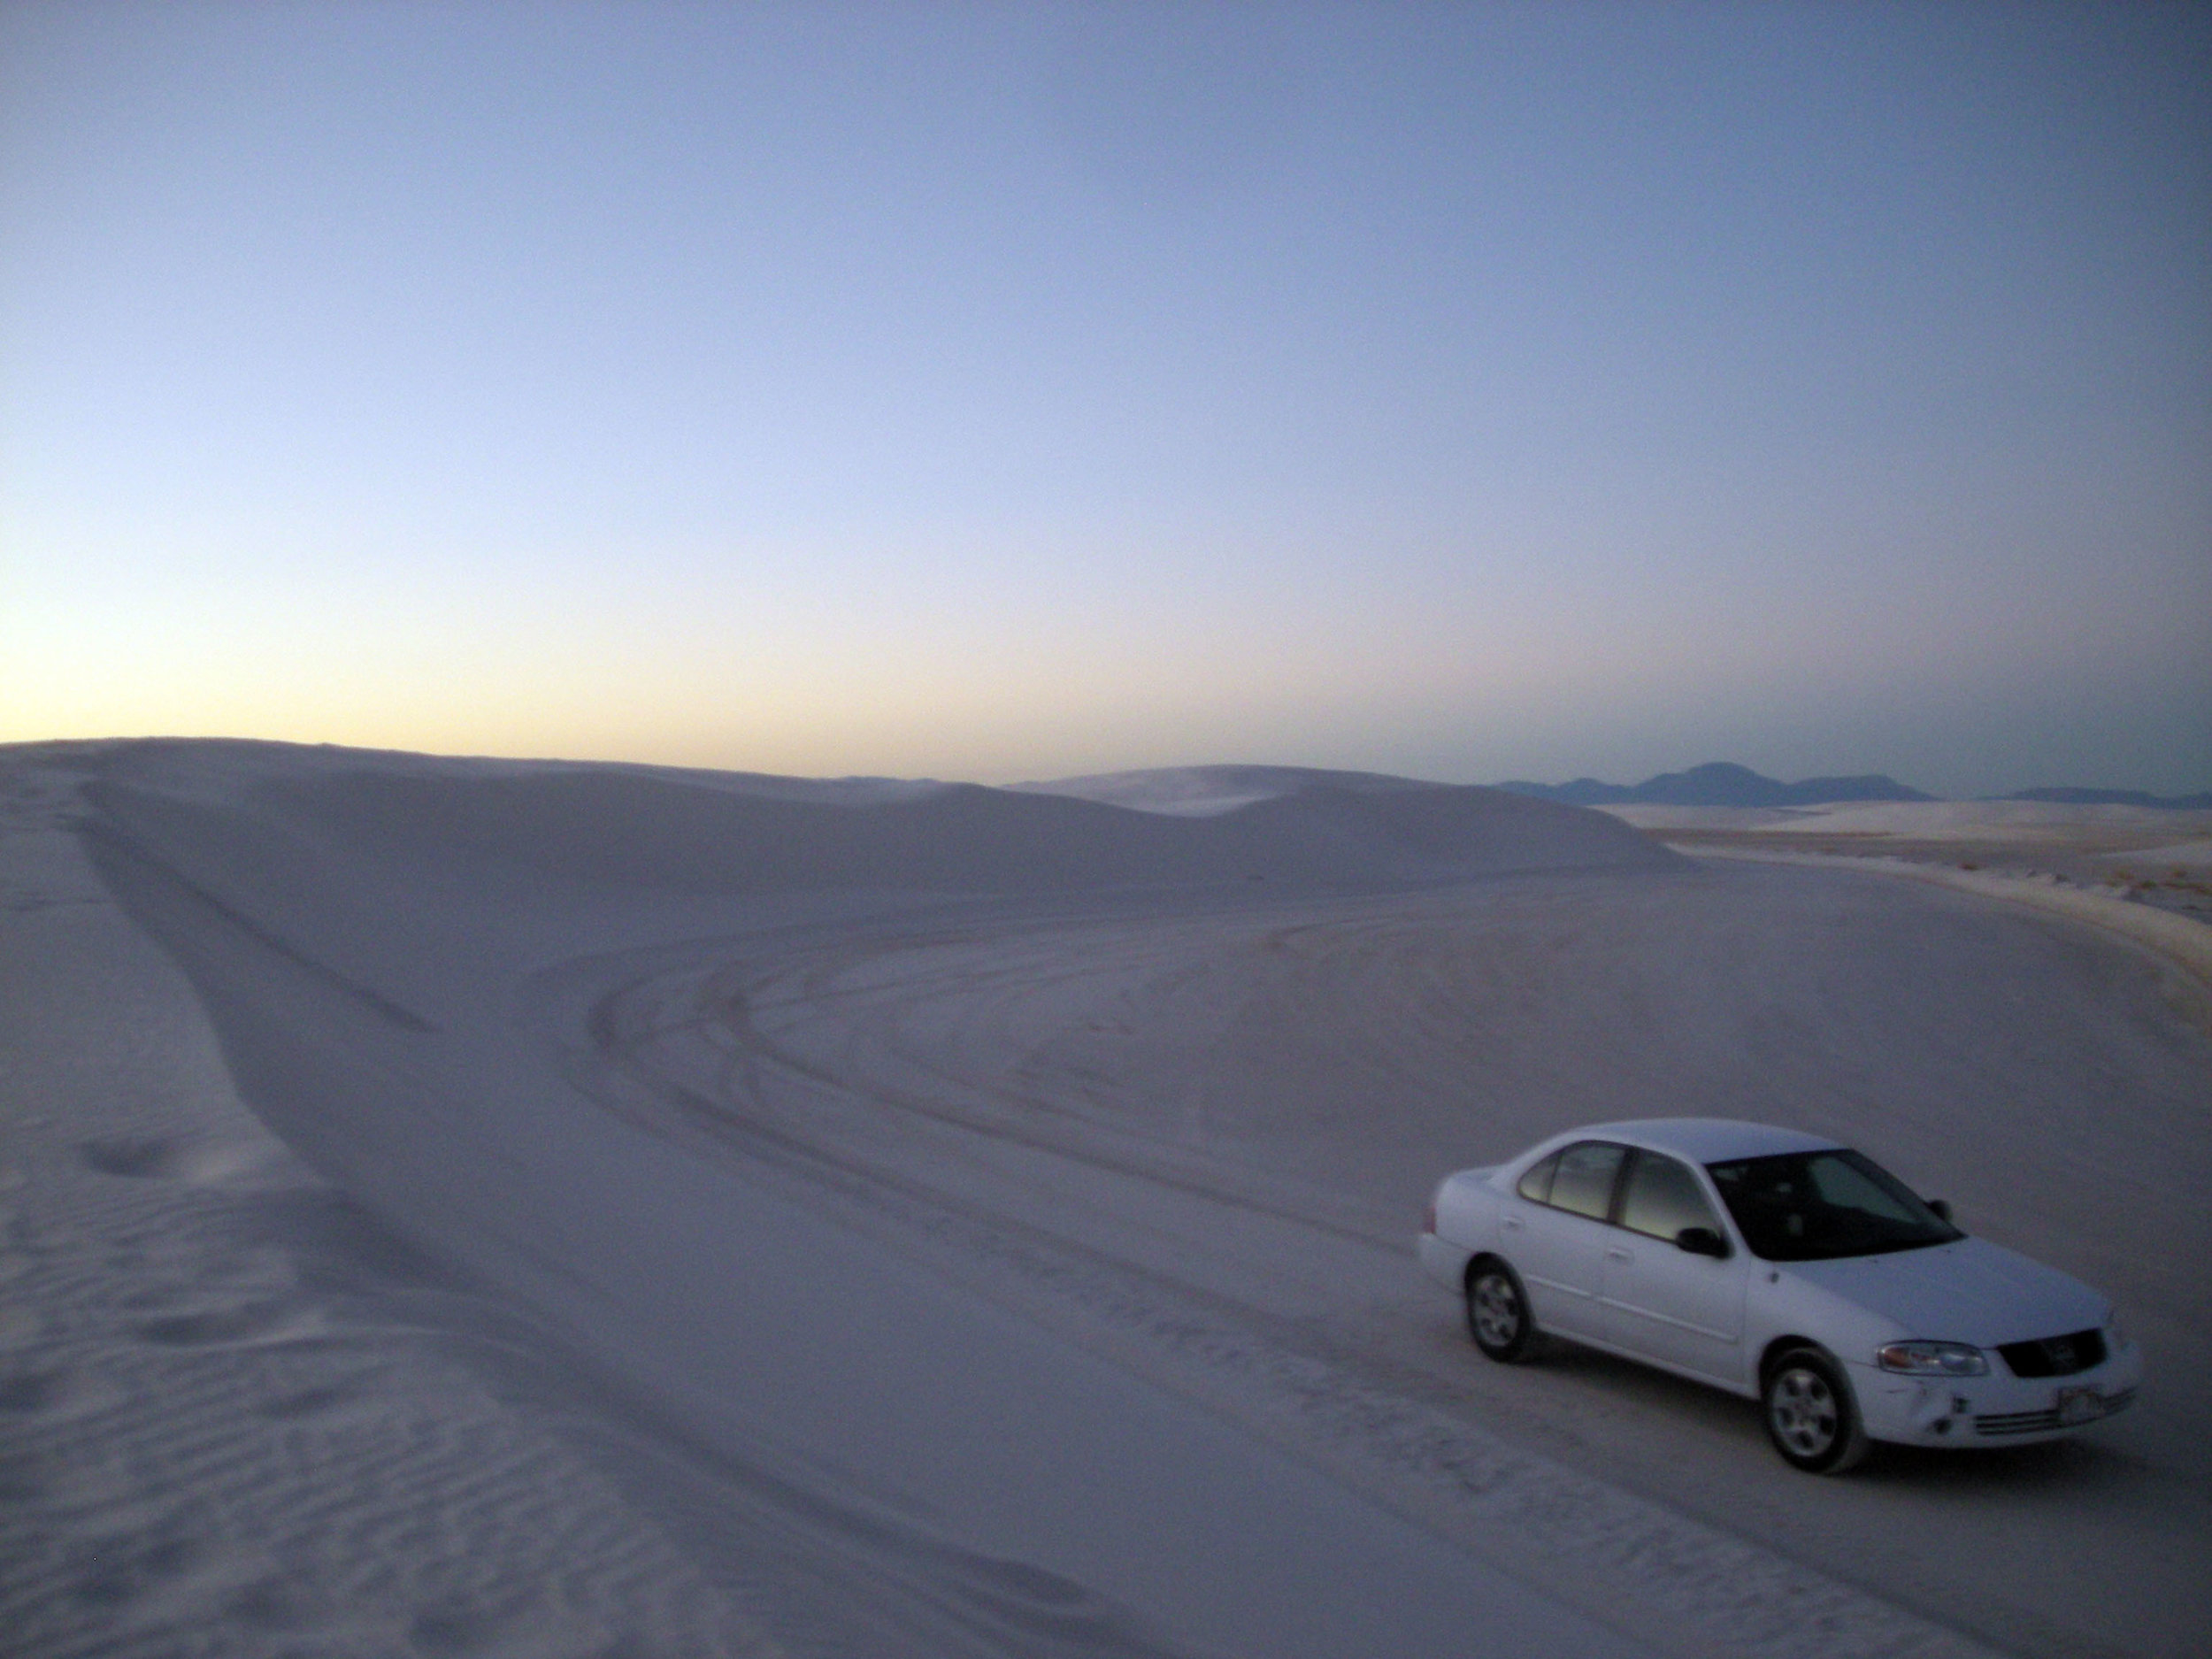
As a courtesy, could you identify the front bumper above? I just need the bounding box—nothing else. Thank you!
[1849,1340,2145,1448]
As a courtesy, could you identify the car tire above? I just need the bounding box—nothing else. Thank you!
[1466,1257,1535,1363]
[1763,1346,1870,1474]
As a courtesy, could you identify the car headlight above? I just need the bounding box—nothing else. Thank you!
[1877,1340,1989,1377]
[2104,1307,2130,1351]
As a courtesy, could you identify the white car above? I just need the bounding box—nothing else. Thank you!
[1418,1118,2141,1472]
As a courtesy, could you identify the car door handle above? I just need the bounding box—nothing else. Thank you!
[1502,1216,1523,1232]
[1605,1248,1632,1263]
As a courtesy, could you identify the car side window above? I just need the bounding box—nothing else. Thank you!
[1547,1141,1626,1221]
[1618,1151,1724,1242]
[1516,1150,1561,1203]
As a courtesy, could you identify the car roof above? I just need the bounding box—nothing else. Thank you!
[1552,1118,1846,1165]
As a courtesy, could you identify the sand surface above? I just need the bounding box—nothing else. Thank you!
[4,742,2208,1657]
[1602,802,2212,923]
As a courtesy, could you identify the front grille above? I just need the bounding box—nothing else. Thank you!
[1975,1407,2060,1436]
[1996,1328,2106,1378]
[1973,1386,2134,1438]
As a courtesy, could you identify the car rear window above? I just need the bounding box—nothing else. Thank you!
[1516,1150,1560,1203]
[1547,1141,1626,1221]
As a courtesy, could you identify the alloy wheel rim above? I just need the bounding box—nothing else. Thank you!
[1474,1276,1519,1347]
[1771,1367,1838,1455]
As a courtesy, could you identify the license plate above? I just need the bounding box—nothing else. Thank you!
[2055,1386,2105,1425]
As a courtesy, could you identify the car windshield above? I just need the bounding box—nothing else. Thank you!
[1704,1148,1962,1261]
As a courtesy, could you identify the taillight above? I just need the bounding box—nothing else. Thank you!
[1423,1198,1438,1235]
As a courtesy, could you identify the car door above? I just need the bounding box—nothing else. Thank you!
[1504,1141,1626,1341]
[1600,1149,1749,1386]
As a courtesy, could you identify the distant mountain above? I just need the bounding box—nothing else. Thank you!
[1997,787,2212,810]
[1495,762,1934,809]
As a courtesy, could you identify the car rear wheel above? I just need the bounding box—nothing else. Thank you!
[1466,1258,1535,1363]
[1763,1346,1869,1473]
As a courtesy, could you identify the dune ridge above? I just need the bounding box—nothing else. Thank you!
[89,743,1678,900]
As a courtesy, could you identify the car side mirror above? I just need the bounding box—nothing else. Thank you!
[1675,1225,1728,1258]
[1927,1199,1953,1224]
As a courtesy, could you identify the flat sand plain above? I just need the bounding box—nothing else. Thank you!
[1603,801,2212,918]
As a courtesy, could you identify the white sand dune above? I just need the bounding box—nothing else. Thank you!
[1013,764,1506,817]
[4,741,2208,1657]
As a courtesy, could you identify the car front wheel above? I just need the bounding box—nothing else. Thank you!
[1466,1257,1535,1363]
[1763,1346,1869,1473]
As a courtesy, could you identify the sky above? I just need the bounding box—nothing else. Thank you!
[4,2,2208,797]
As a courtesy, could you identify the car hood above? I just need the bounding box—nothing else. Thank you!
[1780,1236,2106,1346]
